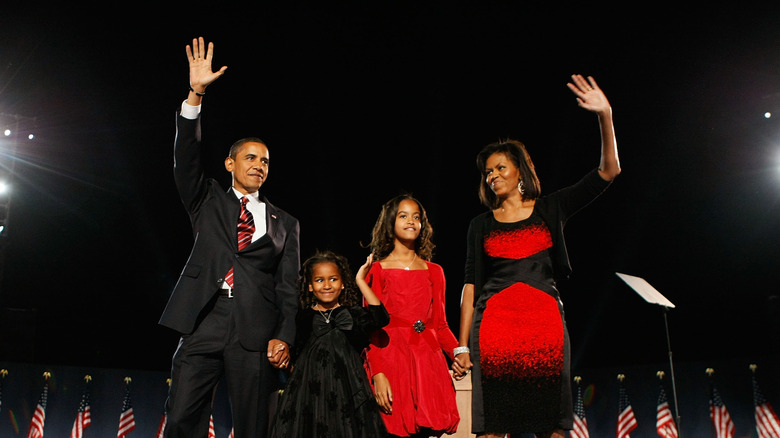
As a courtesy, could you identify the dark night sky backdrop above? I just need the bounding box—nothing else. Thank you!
[0,4,779,374]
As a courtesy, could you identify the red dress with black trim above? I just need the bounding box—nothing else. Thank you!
[364,261,460,437]
[473,213,571,433]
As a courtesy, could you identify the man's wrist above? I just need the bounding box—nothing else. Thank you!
[180,100,201,120]
[189,85,206,96]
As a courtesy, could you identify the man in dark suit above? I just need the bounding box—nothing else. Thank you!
[159,37,300,438]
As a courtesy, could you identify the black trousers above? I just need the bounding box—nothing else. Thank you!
[164,295,274,438]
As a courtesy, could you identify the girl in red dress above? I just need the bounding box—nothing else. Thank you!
[364,195,460,438]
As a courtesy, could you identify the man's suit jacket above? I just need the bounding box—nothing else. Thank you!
[159,114,300,352]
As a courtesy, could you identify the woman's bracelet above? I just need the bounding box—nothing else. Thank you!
[453,346,470,356]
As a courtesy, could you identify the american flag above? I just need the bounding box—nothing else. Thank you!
[571,377,589,438]
[709,379,735,438]
[70,379,92,438]
[156,413,167,438]
[617,376,637,438]
[209,415,216,438]
[26,380,48,438]
[157,378,170,438]
[751,368,780,438]
[117,381,136,438]
[656,384,678,438]
[0,369,6,413]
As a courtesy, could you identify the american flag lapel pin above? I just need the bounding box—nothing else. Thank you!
[271,214,277,220]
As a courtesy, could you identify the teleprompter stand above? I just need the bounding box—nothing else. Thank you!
[615,272,682,437]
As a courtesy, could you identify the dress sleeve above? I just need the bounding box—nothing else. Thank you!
[550,168,611,220]
[363,262,385,306]
[363,303,390,332]
[347,305,390,353]
[430,264,459,360]
[465,215,487,306]
[364,263,390,377]
[464,219,477,286]
[536,169,612,280]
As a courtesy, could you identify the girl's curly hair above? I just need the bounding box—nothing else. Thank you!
[297,250,360,309]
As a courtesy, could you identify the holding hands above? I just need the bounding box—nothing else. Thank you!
[268,339,291,370]
[451,348,472,381]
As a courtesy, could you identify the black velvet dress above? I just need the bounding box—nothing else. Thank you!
[270,304,390,438]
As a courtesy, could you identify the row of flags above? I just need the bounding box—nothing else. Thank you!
[570,365,780,438]
[16,373,134,438]
[3,364,777,437]
[709,365,780,438]
[156,413,234,438]
[1,371,236,438]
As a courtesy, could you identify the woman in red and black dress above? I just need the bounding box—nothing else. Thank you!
[451,74,621,438]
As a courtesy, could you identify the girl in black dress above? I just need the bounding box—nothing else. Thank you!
[270,250,389,438]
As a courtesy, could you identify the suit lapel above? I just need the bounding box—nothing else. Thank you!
[247,194,277,248]
[257,202,277,245]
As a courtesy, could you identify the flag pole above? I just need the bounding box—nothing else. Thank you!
[0,369,7,415]
[615,273,681,437]
[662,306,682,437]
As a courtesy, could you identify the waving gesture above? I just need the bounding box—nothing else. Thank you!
[567,74,620,180]
[356,254,381,306]
[567,74,611,115]
[186,37,228,98]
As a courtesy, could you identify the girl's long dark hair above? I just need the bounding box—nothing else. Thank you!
[367,194,435,261]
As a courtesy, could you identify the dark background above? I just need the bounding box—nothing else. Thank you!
[1,4,779,376]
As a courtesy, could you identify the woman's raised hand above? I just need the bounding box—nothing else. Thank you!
[566,74,610,115]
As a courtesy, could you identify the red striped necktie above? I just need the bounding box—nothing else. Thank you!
[225,196,255,289]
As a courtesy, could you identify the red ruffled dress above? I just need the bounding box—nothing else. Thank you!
[364,261,460,437]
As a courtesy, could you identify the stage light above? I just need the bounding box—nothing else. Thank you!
[0,226,4,235]
[765,112,772,119]
[27,133,34,140]
[0,181,8,194]
[3,129,9,136]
